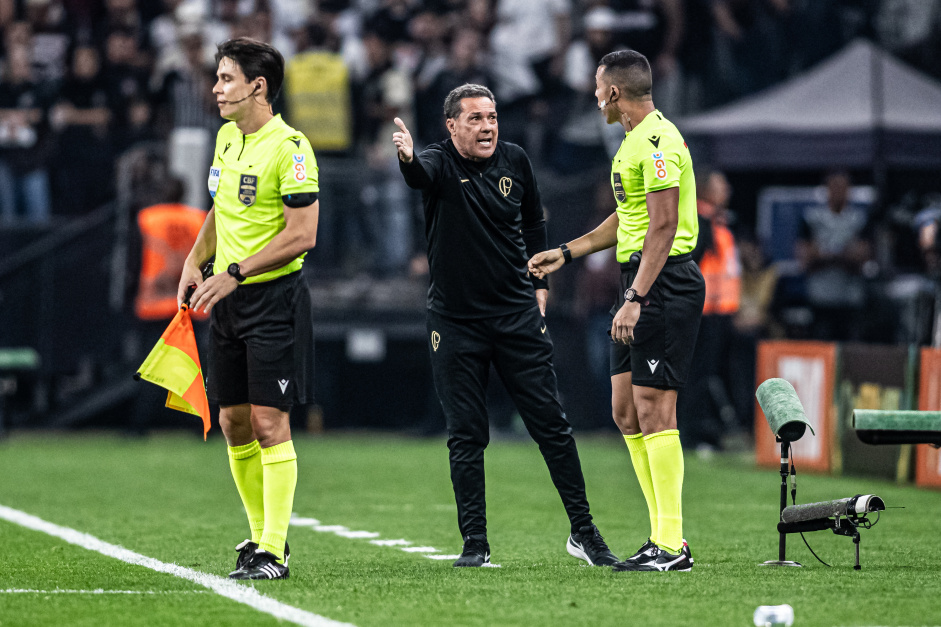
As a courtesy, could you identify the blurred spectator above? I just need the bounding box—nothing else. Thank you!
[126,176,207,435]
[153,23,218,208]
[610,0,685,117]
[729,237,779,433]
[0,43,54,224]
[23,0,71,85]
[573,177,621,428]
[489,0,570,149]
[416,27,492,147]
[50,43,115,215]
[353,23,416,276]
[795,170,874,341]
[284,20,352,152]
[677,167,740,450]
[875,0,941,80]
[102,28,152,131]
[708,0,791,107]
[408,5,450,146]
[556,7,621,170]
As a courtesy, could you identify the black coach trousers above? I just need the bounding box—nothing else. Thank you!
[427,305,593,539]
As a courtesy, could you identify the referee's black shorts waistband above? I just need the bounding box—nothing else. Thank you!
[619,251,693,271]
[231,270,301,290]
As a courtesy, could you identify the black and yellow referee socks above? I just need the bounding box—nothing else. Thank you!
[644,429,685,554]
[259,440,298,563]
[227,440,265,544]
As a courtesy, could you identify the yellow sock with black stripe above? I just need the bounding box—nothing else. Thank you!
[227,440,265,544]
[259,440,297,563]
[624,433,658,544]
[644,429,684,554]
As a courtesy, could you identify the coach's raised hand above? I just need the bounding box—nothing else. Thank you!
[392,117,413,163]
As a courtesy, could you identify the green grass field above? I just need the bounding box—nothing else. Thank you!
[1,432,940,627]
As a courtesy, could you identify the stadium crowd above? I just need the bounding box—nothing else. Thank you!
[3,0,941,448]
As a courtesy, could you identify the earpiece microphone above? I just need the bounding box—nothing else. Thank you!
[598,99,606,110]
[223,84,260,105]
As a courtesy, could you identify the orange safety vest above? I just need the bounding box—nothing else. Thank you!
[135,203,208,321]
[699,221,741,315]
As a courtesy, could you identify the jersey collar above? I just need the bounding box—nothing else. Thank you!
[240,114,285,140]
[626,109,661,138]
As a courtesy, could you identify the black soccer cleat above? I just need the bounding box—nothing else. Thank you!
[234,540,258,571]
[612,544,692,572]
[566,524,619,566]
[234,540,290,571]
[229,549,290,580]
[622,538,659,567]
[453,534,491,567]
[622,538,693,567]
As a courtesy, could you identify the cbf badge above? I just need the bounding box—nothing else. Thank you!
[239,174,257,207]
[613,172,626,201]
[208,167,221,198]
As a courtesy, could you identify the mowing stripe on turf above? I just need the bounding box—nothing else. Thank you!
[0,504,355,627]
[2,589,209,594]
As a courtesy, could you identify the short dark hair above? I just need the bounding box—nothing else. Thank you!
[598,49,652,101]
[215,37,285,104]
[443,83,496,119]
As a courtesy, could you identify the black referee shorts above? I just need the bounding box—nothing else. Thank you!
[207,271,314,408]
[609,251,705,389]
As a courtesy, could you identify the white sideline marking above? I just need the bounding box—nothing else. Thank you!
[290,514,501,566]
[2,589,209,595]
[0,504,355,627]
[368,539,411,547]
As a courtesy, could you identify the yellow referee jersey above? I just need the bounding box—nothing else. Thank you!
[208,114,319,284]
[610,110,697,262]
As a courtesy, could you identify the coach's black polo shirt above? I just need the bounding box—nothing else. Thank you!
[400,139,549,319]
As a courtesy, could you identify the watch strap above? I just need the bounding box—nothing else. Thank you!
[559,243,573,264]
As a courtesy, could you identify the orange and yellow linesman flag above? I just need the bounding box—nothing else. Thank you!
[135,305,210,439]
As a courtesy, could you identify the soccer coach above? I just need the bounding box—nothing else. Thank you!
[392,84,617,568]
[178,38,319,580]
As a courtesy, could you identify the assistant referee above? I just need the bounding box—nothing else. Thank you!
[530,50,705,572]
[178,38,319,581]
[392,84,618,568]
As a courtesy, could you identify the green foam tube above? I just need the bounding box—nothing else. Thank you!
[756,378,815,442]
[854,409,941,445]
[854,410,941,431]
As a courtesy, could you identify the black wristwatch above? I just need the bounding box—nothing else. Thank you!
[227,262,246,283]
[559,243,573,264]
[624,287,649,306]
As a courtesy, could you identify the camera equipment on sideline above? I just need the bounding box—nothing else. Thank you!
[756,378,886,569]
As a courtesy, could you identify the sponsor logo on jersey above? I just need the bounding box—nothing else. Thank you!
[292,154,307,182]
[499,176,512,197]
[648,135,660,148]
[651,152,667,180]
[613,172,626,202]
[239,174,258,206]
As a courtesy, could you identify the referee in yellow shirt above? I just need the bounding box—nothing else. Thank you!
[178,38,320,580]
[529,50,705,572]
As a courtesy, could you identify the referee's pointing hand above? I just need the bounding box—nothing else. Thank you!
[392,117,413,163]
